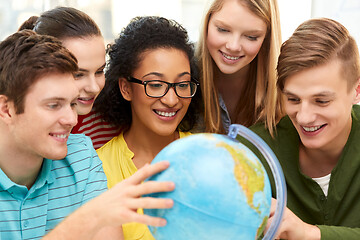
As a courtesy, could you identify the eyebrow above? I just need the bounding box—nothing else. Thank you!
[142,71,191,79]
[283,90,336,98]
[42,97,66,102]
[78,63,106,73]
[41,95,79,103]
[212,19,265,34]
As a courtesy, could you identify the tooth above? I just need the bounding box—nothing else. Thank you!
[223,53,240,60]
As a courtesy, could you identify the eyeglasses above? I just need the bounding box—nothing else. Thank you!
[127,76,199,98]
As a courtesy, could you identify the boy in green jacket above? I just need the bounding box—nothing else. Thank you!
[248,18,360,239]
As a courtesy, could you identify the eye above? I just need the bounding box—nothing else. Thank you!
[74,72,85,79]
[47,103,60,109]
[177,82,190,89]
[217,27,229,33]
[95,69,105,76]
[316,99,330,105]
[246,35,258,41]
[286,97,300,103]
[70,102,78,108]
[147,81,164,89]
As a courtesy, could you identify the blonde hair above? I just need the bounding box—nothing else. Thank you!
[277,18,360,92]
[196,0,284,134]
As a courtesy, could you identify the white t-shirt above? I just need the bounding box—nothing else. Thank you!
[313,173,331,197]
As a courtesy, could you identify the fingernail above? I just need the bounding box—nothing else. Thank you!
[160,219,167,226]
[168,182,175,189]
[166,199,174,207]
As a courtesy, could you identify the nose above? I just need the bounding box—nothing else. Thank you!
[60,106,78,128]
[296,102,316,125]
[84,76,101,94]
[160,87,179,107]
[225,35,242,52]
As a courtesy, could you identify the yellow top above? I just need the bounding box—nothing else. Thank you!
[97,131,191,240]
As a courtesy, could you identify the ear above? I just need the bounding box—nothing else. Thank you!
[353,78,360,104]
[0,95,14,124]
[118,77,132,101]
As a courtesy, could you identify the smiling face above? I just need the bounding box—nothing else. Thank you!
[7,72,79,161]
[284,60,360,152]
[62,36,106,115]
[206,0,267,76]
[119,48,192,137]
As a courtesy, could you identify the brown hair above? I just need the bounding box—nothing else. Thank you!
[277,18,360,92]
[19,6,101,40]
[0,30,78,113]
[196,0,283,134]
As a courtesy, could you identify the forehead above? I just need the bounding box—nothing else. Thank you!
[284,60,349,97]
[61,36,105,69]
[24,72,79,104]
[137,48,190,73]
[210,0,267,31]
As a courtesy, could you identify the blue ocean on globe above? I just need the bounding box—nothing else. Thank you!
[144,133,272,240]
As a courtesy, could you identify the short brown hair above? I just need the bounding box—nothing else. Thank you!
[277,18,360,92]
[0,30,78,113]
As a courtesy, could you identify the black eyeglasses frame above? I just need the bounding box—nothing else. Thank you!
[127,76,199,98]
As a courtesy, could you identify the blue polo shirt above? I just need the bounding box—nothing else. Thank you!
[0,134,108,240]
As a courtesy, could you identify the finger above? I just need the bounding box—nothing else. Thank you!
[128,211,168,227]
[264,213,273,234]
[125,196,174,210]
[127,161,170,184]
[268,198,277,218]
[129,181,175,197]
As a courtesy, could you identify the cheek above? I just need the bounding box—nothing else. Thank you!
[131,89,154,110]
[243,41,263,56]
[74,79,87,92]
[207,29,222,50]
[97,76,106,92]
[181,99,192,111]
[284,103,297,118]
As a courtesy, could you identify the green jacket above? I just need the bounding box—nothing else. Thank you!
[243,104,360,239]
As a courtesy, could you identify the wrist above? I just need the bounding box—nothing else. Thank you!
[305,223,321,240]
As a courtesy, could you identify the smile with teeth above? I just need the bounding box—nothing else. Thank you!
[221,52,241,60]
[155,110,177,117]
[302,125,323,132]
[78,97,94,101]
[50,133,68,139]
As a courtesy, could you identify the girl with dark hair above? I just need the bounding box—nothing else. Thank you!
[96,16,202,239]
[20,6,120,149]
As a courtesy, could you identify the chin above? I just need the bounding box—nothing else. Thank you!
[156,128,178,137]
[76,107,92,116]
[45,149,68,160]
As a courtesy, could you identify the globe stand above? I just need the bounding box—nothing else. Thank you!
[228,124,287,240]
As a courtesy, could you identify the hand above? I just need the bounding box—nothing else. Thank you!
[265,198,321,240]
[93,161,175,228]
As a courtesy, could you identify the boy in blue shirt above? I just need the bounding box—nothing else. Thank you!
[0,30,174,240]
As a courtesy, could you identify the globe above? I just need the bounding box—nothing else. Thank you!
[144,125,286,240]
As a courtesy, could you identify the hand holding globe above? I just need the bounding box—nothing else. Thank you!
[144,124,286,239]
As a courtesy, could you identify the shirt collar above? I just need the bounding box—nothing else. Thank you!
[32,158,55,191]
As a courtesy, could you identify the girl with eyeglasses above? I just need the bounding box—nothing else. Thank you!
[95,16,202,240]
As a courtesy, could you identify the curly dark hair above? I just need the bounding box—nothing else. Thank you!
[94,16,202,132]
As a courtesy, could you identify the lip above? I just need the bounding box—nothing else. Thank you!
[49,132,70,143]
[219,50,243,64]
[77,96,95,105]
[153,109,179,121]
[299,124,326,137]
